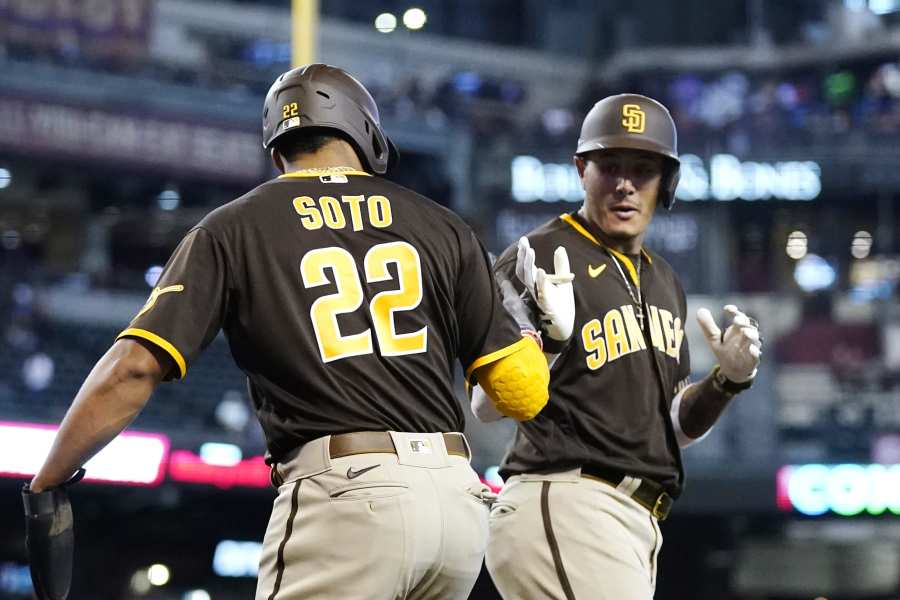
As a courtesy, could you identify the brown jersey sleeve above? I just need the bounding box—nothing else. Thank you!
[675,284,691,389]
[455,230,528,383]
[117,226,230,380]
[491,242,542,333]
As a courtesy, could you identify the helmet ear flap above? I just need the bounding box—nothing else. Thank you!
[660,159,680,210]
[371,129,384,162]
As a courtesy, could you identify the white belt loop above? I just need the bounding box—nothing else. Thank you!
[616,475,642,497]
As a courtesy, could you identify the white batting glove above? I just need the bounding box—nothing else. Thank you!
[696,304,762,383]
[515,236,575,342]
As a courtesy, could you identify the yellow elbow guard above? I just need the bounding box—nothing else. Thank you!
[475,339,550,421]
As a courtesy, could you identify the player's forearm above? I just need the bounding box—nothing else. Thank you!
[675,374,734,440]
[30,341,164,492]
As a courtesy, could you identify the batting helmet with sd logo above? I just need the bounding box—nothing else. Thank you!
[262,63,399,175]
[575,93,681,209]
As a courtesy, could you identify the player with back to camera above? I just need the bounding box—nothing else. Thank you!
[472,93,763,599]
[22,64,566,600]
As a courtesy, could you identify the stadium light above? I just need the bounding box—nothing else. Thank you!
[869,0,900,15]
[158,188,180,211]
[145,265,164,287]
[403,8,427,30]
[22,353,54,392]
[213,541,263,577]
[794,254,836,292]
[130,570,151,594]
[199,442,243,467]
[851,230,873,259]
[374,12,397,33]
[0,168,10,189]
[147,564,170,586]
[785,231,808,260]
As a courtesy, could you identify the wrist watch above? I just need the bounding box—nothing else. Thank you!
[712,365,753,395]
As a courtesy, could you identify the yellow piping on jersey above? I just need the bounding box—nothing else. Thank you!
[559,213,653,286]
[117,328,187,380]
[279,168,372,178]
[473,336,549,421]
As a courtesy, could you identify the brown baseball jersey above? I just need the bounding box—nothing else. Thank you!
[495,211,690,496]
[118,168,525,462]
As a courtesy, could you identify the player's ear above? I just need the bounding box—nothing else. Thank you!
[574,155,586,180]
[270,148,286,174]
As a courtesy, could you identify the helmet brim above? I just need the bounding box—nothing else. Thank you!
[575,134,679,164]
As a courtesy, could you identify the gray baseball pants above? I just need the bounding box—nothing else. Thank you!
[486,468,663,600]
[256,431,492,600]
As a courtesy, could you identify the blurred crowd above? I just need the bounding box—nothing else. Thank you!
[7,17,900,153]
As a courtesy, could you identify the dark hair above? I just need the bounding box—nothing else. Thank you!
[272,127,357,162]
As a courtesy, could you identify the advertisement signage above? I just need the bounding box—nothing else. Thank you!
[0,95,263,182]
[777,464,900,517]
[511,153,822,203]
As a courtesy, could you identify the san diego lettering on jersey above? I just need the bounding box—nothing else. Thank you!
[581,303,684,370]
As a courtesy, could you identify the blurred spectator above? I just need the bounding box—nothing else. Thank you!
[775,293,882,377]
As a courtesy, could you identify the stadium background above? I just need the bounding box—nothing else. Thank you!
[2,0,900,598]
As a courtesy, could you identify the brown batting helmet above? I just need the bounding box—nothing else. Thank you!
[575,93,680,209]
[262,64,398,175]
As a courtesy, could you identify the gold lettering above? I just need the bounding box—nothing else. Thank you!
[341,195,366,232]
[604,308,629,361]
[295,195,392,231]
[282,102,299,119]
[581,318,606,370]
[621,305,647,351]
[292,196,323,230]
[648,305,665,352]
[319,196,346,229]
[659,309,676,358]
[673,317,684,362]
[369,195,392,228]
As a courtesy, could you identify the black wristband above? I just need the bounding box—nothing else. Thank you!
[712,365,753,394]
[541,334,569,355]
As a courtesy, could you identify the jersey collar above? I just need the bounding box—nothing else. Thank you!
[279,166,372,178]
[559,212,652,286]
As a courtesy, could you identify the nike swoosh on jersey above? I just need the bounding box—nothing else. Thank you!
[588,264,607,278]
[346,464,381,479]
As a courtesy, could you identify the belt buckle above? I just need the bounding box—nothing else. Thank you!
[651,492,671,521]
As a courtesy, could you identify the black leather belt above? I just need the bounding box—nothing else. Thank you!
[329,431,469,460]
[581,465,674,521]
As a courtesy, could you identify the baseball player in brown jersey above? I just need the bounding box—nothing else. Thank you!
[474,94,763,599]
[25,64,554,600]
